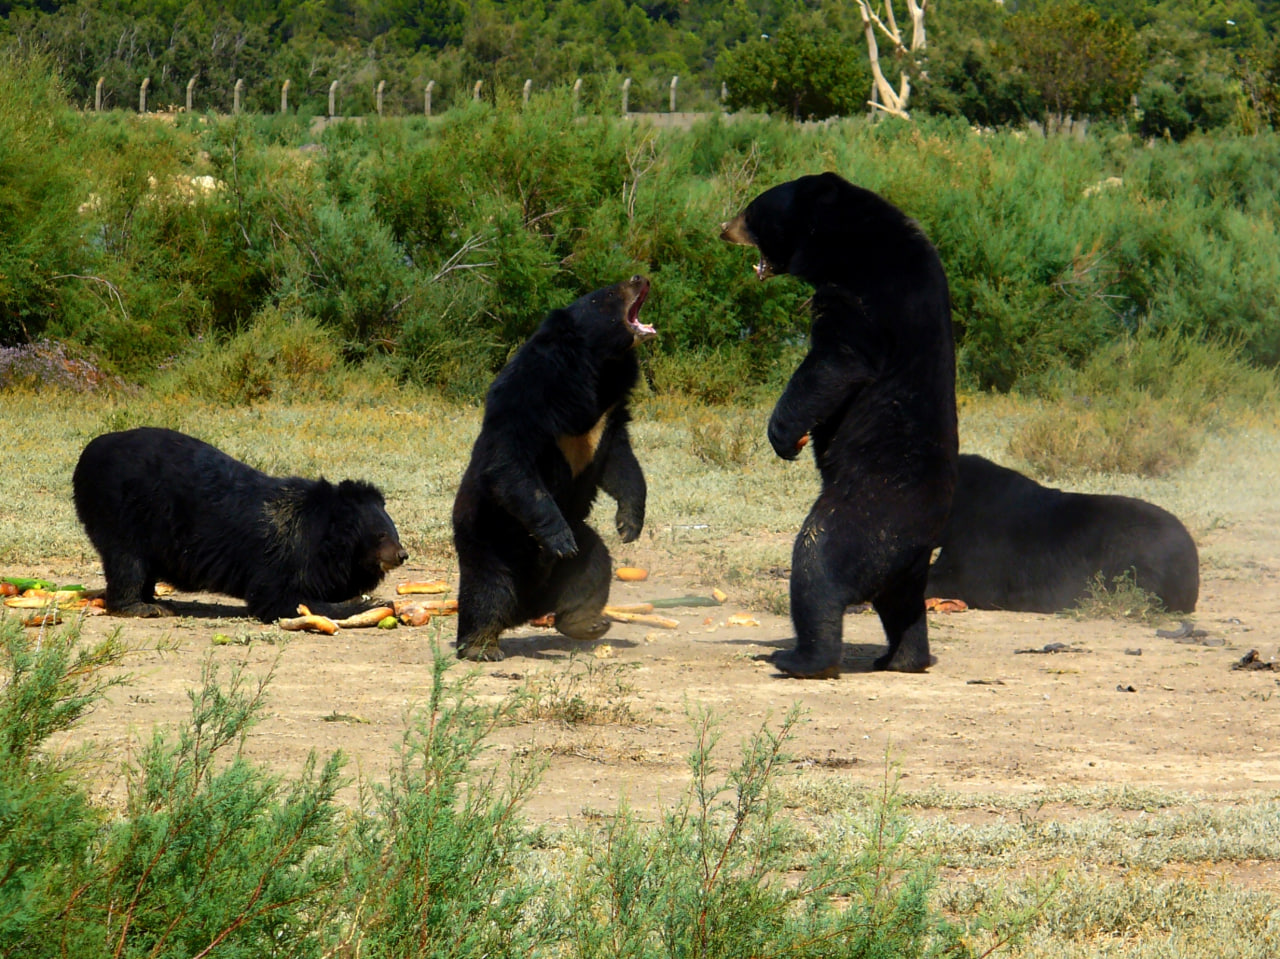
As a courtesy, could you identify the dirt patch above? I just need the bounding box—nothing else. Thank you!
[32,508,1280,833]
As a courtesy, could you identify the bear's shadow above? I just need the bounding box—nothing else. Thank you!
[495,631,639,661]
[137,597,373,623]
[730,636,892,675]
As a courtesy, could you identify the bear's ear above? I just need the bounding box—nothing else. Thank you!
[336,478,384,505]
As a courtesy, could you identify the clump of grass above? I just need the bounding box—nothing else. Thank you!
[1010,331,1279,478]
[513,656,641,726]
[151,306,360,404]
[687,410,761,469]
[1010,392,1201,478]
[646,349,766,405]
[1065,570,1168,624]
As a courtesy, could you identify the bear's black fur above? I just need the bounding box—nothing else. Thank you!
[73,427,408,622]
[451,276,655,661]
[722,172,958,677]
[926,454,1200,613]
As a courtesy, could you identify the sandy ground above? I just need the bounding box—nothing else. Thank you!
[26,505,1280,834]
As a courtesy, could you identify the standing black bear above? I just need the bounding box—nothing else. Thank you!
[926,454,1200,613]
[451,276,655,661]
[722,172,958,678]
[73,427,408,622]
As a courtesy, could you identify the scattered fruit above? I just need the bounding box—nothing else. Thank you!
[334,606,396,628]
[712,587,728,604]
[615,567,649,582]
[396,580,450,595]
[603,602,654,615]
[606,610,678,629]
[397,604,433,627]
[279,606,339,634]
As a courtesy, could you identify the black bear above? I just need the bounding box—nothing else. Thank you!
[926,454,1200,613]
[73,427,408,622]
[722,172,958,678]
[451,276,655,661]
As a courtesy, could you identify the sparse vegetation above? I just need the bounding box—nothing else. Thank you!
[1064,570,1170,624]
[0,621,1021,957]
[513,656,642,727]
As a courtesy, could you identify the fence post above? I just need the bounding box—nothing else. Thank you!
[186,75,196,112]
[281,79,290,114]
[329,80,338,117]
[523,79,532,105]
[669,75,678,112]
[95,76,104,111]
[573,77,582,113]
[721,82,728,109]
[621,77,631,116]
[139,77,150,114]
[233,78,244,114]
[425,80,435,116]
[376,79,385,116]
[473,80,483,101]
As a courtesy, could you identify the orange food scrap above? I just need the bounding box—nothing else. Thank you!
[396,580,451,595]
[615,567,648,582]
[925,597,968,613]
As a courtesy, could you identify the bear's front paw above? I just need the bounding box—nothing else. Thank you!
[768,422,805,461]
[615,508,644,543]
[540,526,579,559]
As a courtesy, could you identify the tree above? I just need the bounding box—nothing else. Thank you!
[1008,0,1141,122]
[717,12,870,120]
[852,0,928,119]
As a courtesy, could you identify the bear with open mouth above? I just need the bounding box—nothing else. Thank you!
[723,173,958,678]
[451,276,656,661]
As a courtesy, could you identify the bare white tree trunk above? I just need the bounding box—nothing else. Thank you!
[855,0,923,119]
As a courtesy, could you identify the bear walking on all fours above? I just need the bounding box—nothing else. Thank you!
[722,172,958,678]
[926,454,1200,613]
[451,275,656,662]
[73,427,408,622]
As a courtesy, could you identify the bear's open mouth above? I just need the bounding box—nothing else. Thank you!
[626,277,657,343]
[720,215,777,281]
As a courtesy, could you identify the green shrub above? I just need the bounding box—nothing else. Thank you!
[0,54,86,345]
[556,707,975,958]
[331,646,546,957]
[0,618,127,957]
[151,307,353,404]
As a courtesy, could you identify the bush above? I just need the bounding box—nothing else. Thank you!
[556,706,975,958]
[0,54,86,345]
[1009,331,1278,477]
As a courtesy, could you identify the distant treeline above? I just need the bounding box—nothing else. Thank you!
[3,53,1280,404]
[4,1,1280,131]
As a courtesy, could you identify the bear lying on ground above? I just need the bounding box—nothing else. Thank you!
[926,454,1199,613]
[722,172,958,678]
[73,427,407,622]
[451,276,655,661]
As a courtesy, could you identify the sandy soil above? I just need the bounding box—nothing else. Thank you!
[30,507,1280,833]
